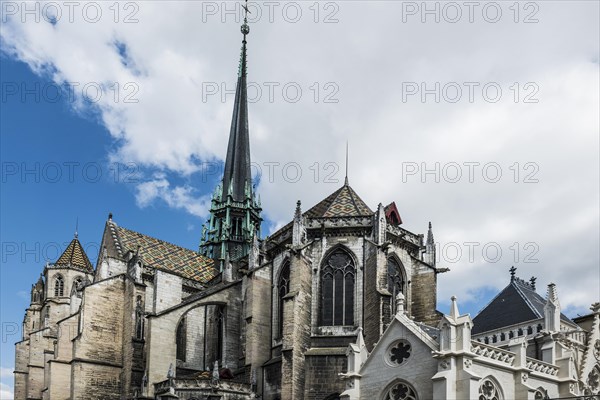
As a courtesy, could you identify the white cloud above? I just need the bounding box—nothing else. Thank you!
[0,382,13,400]
[0,368,13,379]
[1,1,598,313]
[135,177,211,219]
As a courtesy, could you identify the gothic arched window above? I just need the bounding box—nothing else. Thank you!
[135,296,144,340]
[73,276,83,292]
[320,249,355,326]
[387,257,405,315]
[479,378,503,400]
[277,262,290,339]
[382,380,418,400]
[214,306,224,362]
[54,275,64,297]
[176,317,186,362]
[43,306,50,327]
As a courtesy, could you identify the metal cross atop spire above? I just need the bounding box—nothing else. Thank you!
[242,0,251,31]
[239,0,250,77]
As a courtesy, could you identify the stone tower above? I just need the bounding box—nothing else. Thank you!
[14,234,94,400]
[199,15,262,269]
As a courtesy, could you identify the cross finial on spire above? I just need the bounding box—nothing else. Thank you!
[74,217,79,239]
[529,276,537,290]
[509,266,517,281]
[238,0,250,77]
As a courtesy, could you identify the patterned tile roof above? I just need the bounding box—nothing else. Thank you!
[55,237,94,273]
[304,184,373,218]
[267,183,374,241]
[109,222,216,283]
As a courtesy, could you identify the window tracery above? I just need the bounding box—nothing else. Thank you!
[382,381,418,400]
[320,249,355,326]
[479,378,502,400]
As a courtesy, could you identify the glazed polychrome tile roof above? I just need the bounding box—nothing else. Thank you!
[110,223,217,283]
[304,183,373,218]
[55,237,94,273]
[268,183,374,240]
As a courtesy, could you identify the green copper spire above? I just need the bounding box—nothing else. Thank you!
[199,0,261,270]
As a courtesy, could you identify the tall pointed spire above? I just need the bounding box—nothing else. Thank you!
[199,1,262,268]
[222,1,252,202]
[344,141,349,185]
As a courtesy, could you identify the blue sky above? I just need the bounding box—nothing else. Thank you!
[0,56,225,394]
[1,2,599,398]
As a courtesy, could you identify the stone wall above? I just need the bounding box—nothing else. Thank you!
[145,281,243,397]
[304,354,346,399]
[71,361,121,400]
[281,253,312,399]
[70,275,126,398]
[410,264,439,326]
[363,240,381,351]
[153,270,183,314]
[243,264,272,392]
[13,340,29,400]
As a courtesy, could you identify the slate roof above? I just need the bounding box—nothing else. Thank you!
[107,221,216,283]
[55,237,94,273]
[472,277,576,334]
[304,184,373,218]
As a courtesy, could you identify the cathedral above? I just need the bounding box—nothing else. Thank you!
[13,7,600,400]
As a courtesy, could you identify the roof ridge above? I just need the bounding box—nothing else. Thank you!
[346,184,368,215]
[472,283,508,318]
[512,281,543,319]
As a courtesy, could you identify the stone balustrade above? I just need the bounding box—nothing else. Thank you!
[471,341,516,366]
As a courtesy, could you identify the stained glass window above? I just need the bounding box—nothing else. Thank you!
[321,249,355,326]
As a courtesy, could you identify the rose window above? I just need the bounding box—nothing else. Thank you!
[387,340,411,366]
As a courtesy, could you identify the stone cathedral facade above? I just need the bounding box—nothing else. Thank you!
[13,11,600,400]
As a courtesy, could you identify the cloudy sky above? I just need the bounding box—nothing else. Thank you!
[1,1,598,397]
